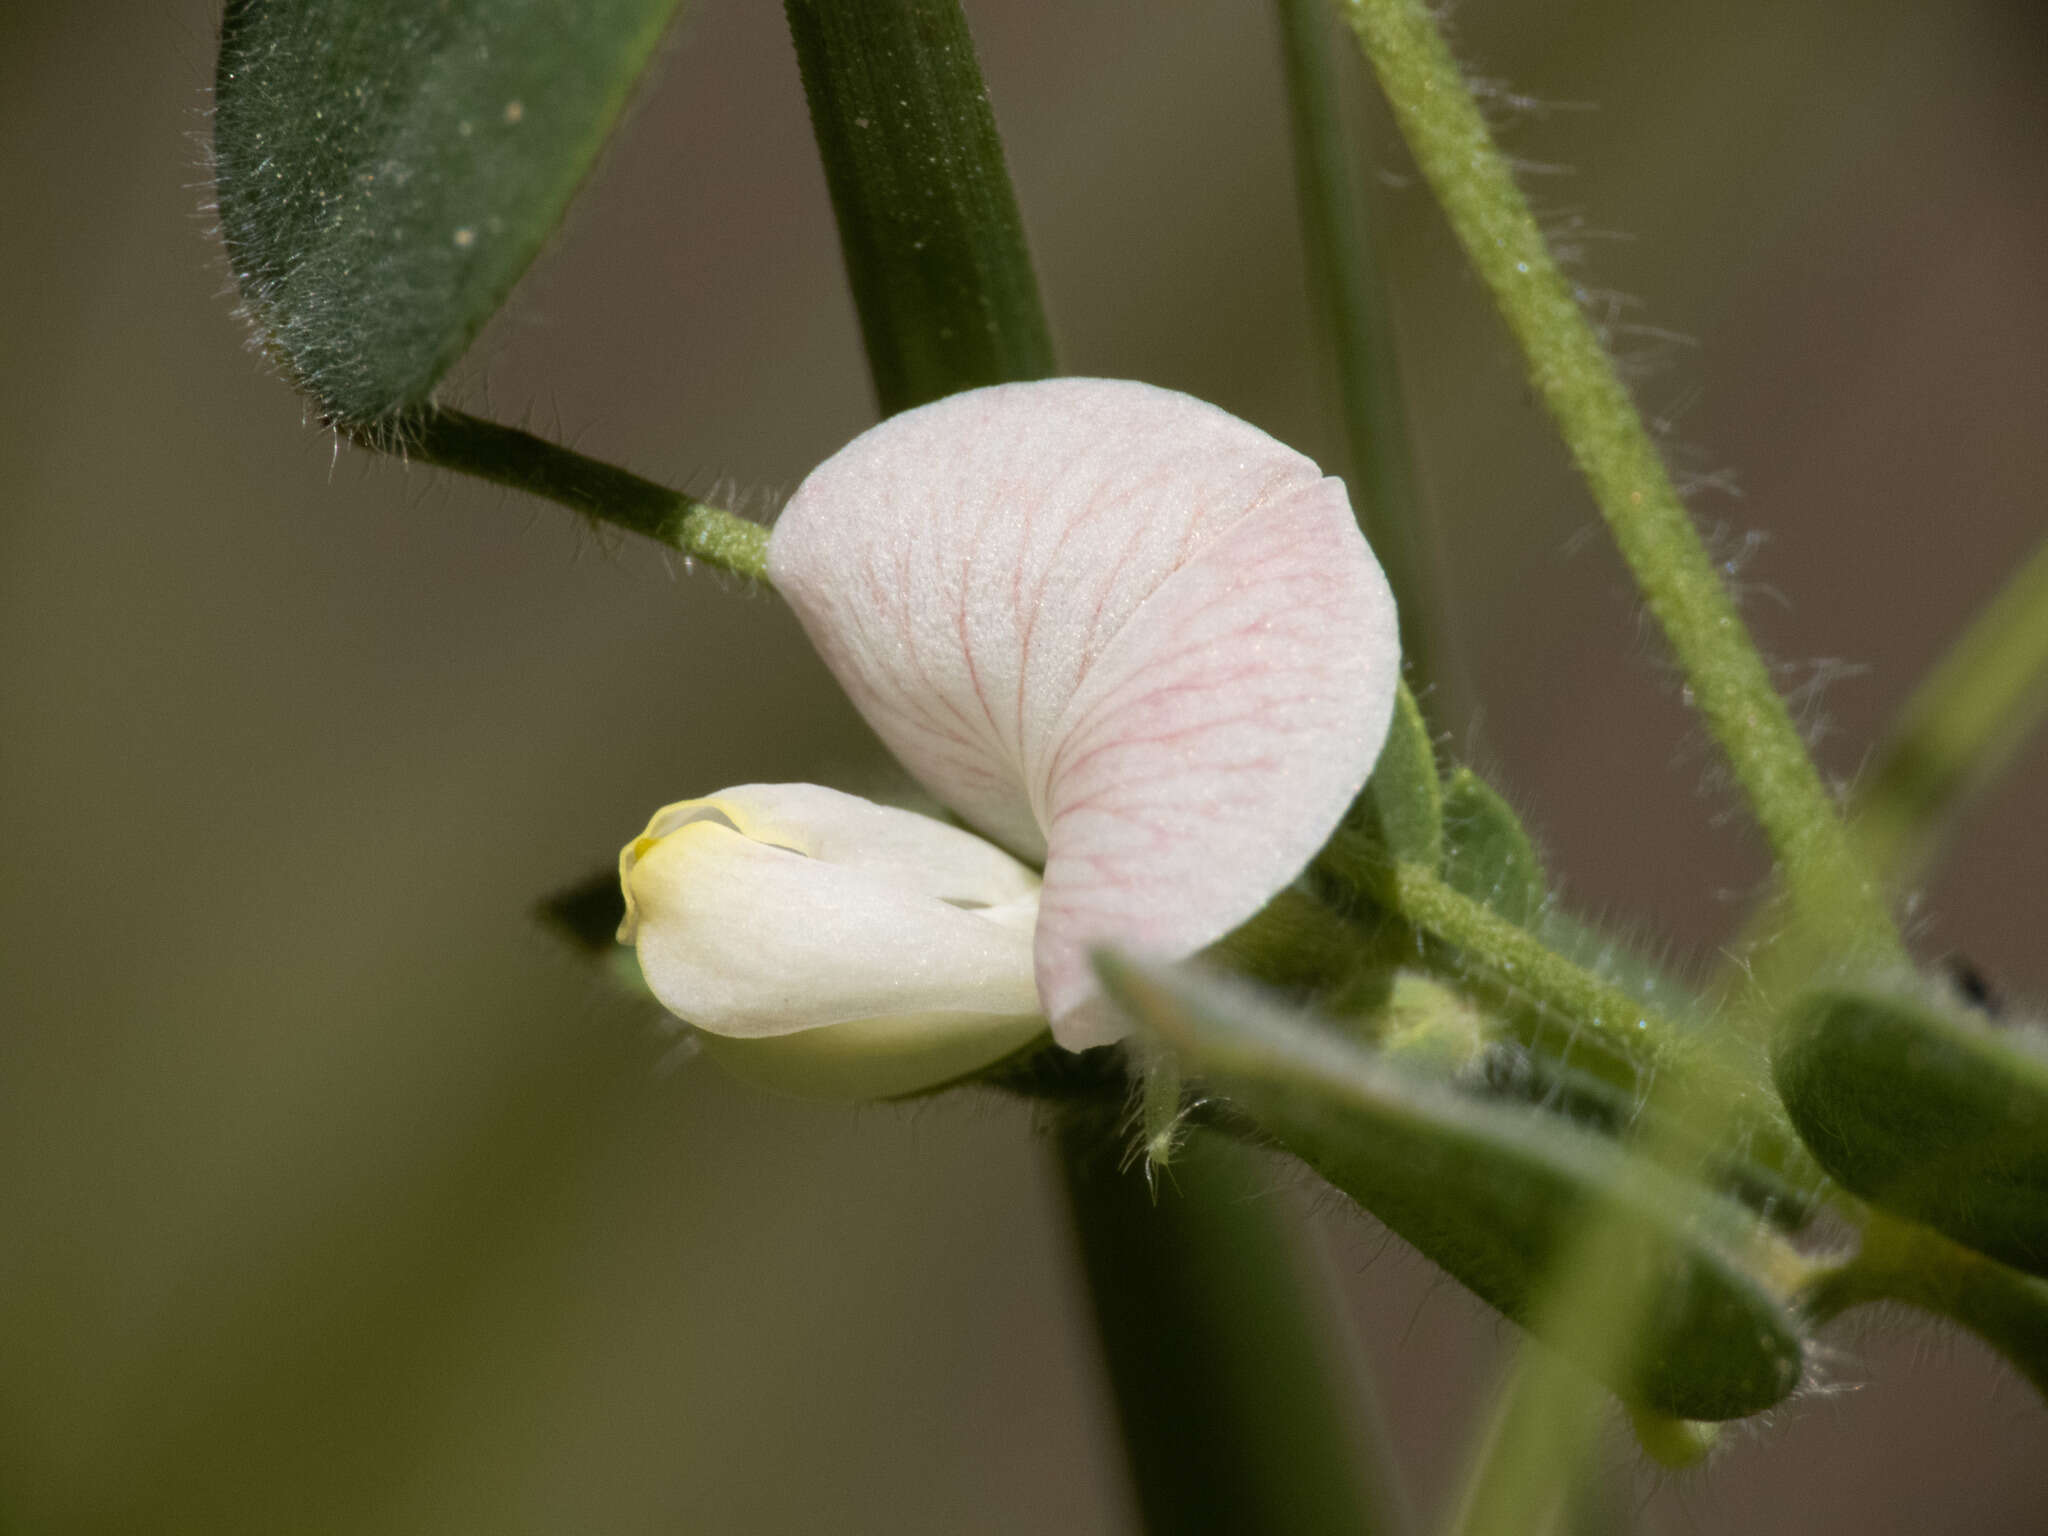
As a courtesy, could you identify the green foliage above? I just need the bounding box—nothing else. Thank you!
[1102,955,1808,1419]
[214,0,684,429]
[783,0,1056,417]
[1440,767,1546,927]
[1777,981,2048,1277]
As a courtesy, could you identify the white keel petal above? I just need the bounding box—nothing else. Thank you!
[622,801,1042,1038]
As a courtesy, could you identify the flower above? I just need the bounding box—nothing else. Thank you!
[622,378,1399,1088]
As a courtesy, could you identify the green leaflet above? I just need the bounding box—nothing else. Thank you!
[214,0,685,429]
[1777,983,2048,1278]
[1440,766,1545,927]
[1104,955,1807,1420]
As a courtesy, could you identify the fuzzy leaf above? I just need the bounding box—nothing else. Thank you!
[1440,766,1545,926]
[1104,956,1807,1420]
[214,0,684,427]
[1777,982,2048,1277]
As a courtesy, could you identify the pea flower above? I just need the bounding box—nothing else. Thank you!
[621,378,1399,1095]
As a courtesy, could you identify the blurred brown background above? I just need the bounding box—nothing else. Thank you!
[3,1,2043,1531]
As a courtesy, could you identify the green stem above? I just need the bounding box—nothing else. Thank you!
[1803,1210,2048,1402]
[1275,0,1454,704]
[783,0,1055,416]
[1058,1124,1410,1536]
[1335,0,1896,960]
[786,3,1400,1528]
[1853,532,2048,887]
[399,410,770,581]
[1383,862,1687,1071]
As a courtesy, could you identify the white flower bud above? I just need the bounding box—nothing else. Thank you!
[619,783,1046,1098]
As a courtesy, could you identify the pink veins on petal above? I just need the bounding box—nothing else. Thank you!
[768,378,1401,1048]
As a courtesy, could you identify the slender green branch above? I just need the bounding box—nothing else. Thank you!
[1853,532,2048,886]
[1335,0,1895,959]
[1058,1124,1411,1536]
[1275,0,1455,703]
[1382,862,1687,1071]
[398,409,770,581]
[1803,1210,2048,1402]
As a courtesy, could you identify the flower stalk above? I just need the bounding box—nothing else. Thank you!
[1802,1210,2048,1403]
[402,409,770,580]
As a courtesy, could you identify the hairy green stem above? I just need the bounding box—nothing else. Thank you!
[399,410,770,581]
[1058,1125,1410,1536]
[1275,0,1454,704]
[1853,532,2048,887]
[1335,0,1895,960]
[1384,862,1686,1071]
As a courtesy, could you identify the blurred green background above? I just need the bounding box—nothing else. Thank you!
[3,1,2044,1530]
